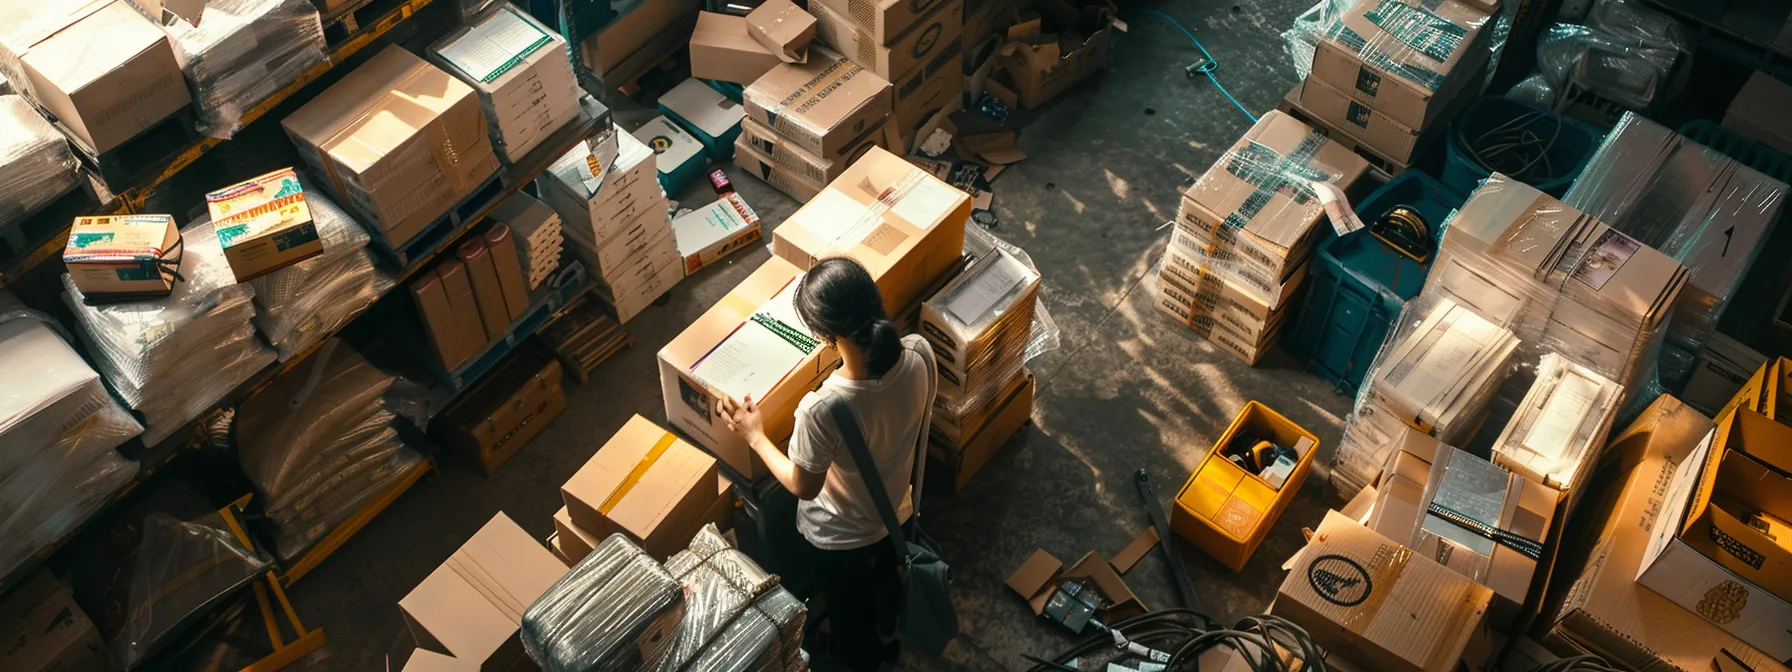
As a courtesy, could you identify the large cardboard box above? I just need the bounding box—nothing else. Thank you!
[551,506,601,563]
[1540,396,1788,672]
[440,257,492,348]
[814,0,957,45]
[989,1,1115,110]
[580,0,702,76]
[563,415,720,559]
[929,371,1032,492]
[1308,0,1496,131]
[410,267,481,370]
[1298,76,1425,165]
[1273,511,1493,672]
[689,12,783,85]
[0,0,190,155]
[734,138,827,201]
[399,513,567,671]
[480,224,531,321]
[460,237,512,338]
[743,47,894,161]
[207,168,324,282]
[0,572,106,672]
[810,0,963,81]
[672,192,762,275]
[429,5,581,164]
[1638,410,1792,658]
[283,46,499,248]
[1177,110,1371,284]
[773,146,971,313]
[658,256,843,477]
[62,214,181,299]
[1724,70,1792,158]
[738,116,845,184]
[890,66,964,152]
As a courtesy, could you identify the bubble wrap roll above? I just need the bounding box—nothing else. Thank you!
[653,525,807,672]
[523,534,686,672]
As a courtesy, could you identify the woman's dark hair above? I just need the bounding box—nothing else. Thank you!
[795,257,902,377]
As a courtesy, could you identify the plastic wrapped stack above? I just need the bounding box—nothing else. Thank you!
[1329,174,1688,497]
[0,95,78,229]
[62,222,277,446]
[1507,0,1688,114]
[242,187,394,360]
[235,340,425,561]
[142,0,328,138]
[922,233,1043,449]
[113,511,272,669]
[655,525,806,671]
[1561,112,1785,389]
[0,294,142,581]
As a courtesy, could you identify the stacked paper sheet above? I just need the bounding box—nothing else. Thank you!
[431,5,581,163]
[62,222,276,446]
[236,341,424,561]
[0,96,78,229]
[1491,353,1621,495]
[540,132,680,323]
[0,293,141,580]
[146,0,327,138]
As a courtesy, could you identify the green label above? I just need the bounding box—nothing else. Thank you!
[216,223,250,247]
[1365,0,1466,63]
[70,232,115,248]
[1347,101,1373,128]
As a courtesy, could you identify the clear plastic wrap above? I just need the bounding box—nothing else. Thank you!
[1363,294,1519,445]
[140,0,328,139]
[1307,0,1498,114]
[652,524,806,671]
[1527,0,1687,111]
[922,248,1039,428]
[1562,112,1786,354]
[245,188,394,360]
[62,221,276,446]
[1489,352,1620,494]
[1282,0,1354,81]
[0,95,77,227]
[113,511,272,669]
[522,533,687,672]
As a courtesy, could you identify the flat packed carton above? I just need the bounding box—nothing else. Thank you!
[658,256,843,477]
[1539,396,1789,671]
[1177,110,1371,283]
[733,138,827,201]
[1308,0,1496,130]
[672,192,762,275]
[1005,548,1146,622]
[810,0,963,81]
[0,572,106,672]
[398,513,567,671]
[207,168,324,281]
[738,116,844,184]
[562,415,719,559]
[745,0,816,63]
[743,47,894,161]
[283,46,499,248]
[1171,401,1317,570]
[429,5,581,164]
[989,0,1115,110]
[773,146,971,313]
[588,238,682,323]
[657,77,744,160]
[1274,510,1493,672]
[63,214,181,299]
[0,0,190,155]
[1638,409,1792,658]
[813,0,954,44]
[689,11,783,85]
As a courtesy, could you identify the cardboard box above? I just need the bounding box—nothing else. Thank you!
[1638,410,1792,658]
[890,66,965,153]
[810,0,963,81]
[658,77,745,161]
[743,47,894,161]
[658,256,843,477]
[562,415,720,559]
[537,131,667,246]
[411,268,474,370]
[1539,396,1790,672]
[0,572,106,672]
[1308,0,1496,131]
[283,46,499,247]
[703,475,736,531]
[1166,227,1305,310]
[1274,510,1493,672]
[1171,401,1318,570]
[206,168,324,282]
[1005,548,1146,622]
[733,138,827,201]
[399,513,567,671]
[440,257,492,349]
[481,225,531,321]
[581,0,702,76]
[632,115,707,196]
[689,11,783,85]
[773,146,971,313]
[1177,110,1371,283]
[929,371,1032,492]
[0,0,190,155]
[62,214,181,299]
[1299,77,1426,165]
[1683,334,1767,416]
[429,5,581,164]
[403,649,478,672]
[1162,238,1306,315]
[1724,70,1792,158]
[738,116,844,184]
[551,506,601,564]
[430,351,564,475]
[746,0,816,63]
[1156,262,1298,341]
[568,209,676,287]
[458,237,513,339]
[814,0,955,45]
[990,1,1115,110]
[672,192,762,275]
[590,244,683,324]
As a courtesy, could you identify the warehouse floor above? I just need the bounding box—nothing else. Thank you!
[278,1,1360,669]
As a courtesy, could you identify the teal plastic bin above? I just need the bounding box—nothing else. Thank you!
[1679,119,1792,185]
[1284,172,1464,394]
[1443,97,1596,198]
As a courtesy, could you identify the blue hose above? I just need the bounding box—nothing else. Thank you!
[1131,8,1258,123]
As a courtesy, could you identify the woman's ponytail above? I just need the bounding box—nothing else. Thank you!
[853,318,902,377]
[795,257,906,377]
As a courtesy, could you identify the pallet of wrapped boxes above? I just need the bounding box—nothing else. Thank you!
[921,245,1040,491]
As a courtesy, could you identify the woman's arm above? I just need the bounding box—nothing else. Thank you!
[718,395,826,500]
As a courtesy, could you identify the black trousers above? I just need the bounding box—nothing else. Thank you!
[808,537,902,671]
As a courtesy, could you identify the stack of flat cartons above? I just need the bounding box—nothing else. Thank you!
[489,192,562,290]
[734,46,895,201]
[537,132,681,323]
[429,5,581,164]
[921,247,1039,490]
[1294,0,1498,172]
[808,0,965,151]
[1157,110,1370,365]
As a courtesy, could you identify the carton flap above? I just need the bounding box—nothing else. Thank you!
[1109,527,1159,574]
[402,649,480,671]
[1005,548,1062,605]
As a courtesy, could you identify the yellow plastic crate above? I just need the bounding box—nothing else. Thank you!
[1171,401,1318,571]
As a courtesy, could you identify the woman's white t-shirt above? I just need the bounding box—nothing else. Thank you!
[788,334,936,550]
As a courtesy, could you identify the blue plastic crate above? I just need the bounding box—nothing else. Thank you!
[1443,97,1596,198]
[1679,119,1792,186]
[1284,171,1464,394]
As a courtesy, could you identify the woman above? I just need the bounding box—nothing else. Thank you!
[718,256,937,671]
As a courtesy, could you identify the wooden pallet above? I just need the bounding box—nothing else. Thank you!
[538,293,635,384]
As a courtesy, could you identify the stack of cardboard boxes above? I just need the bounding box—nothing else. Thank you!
[489,192,563,290]
[921,246,1039,491]
[406,223,534,372]
[429,5,582,165]
[551,415,735,563]
[1289,0,1498,173]
[538,132,681,323]
[986,0,1116,111]
[808,0,965,151]
[1156,110,1370,365]
[735,47,895,201]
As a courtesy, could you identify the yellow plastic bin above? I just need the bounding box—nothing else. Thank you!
[1171,401,1318,571]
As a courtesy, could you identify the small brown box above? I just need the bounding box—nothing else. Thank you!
[431,349,566,475]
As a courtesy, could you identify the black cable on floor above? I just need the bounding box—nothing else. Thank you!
[1024,610,1327,672]
[1531,655,1621,672]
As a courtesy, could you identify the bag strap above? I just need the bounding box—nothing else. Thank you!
[823,391,911,556]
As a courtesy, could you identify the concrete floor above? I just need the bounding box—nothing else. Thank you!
[280,1,1360,669]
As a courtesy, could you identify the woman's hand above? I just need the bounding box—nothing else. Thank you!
[717,395,766,440]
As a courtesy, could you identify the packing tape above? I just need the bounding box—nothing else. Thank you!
[446,545,532,621]
[1334,25,1448,93]
[600,432,681,515]
[1217,133,1332,235]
